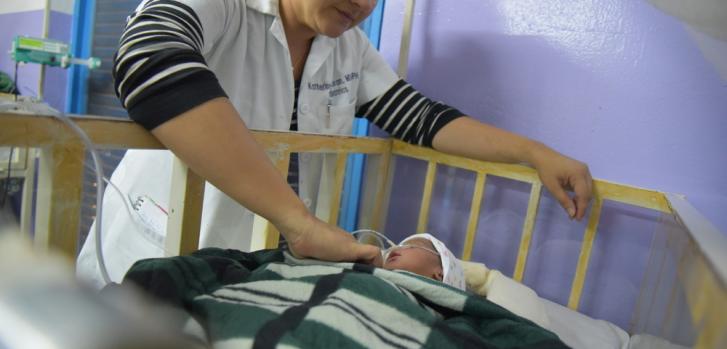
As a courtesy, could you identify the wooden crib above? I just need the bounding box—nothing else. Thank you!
[0,111,725,348]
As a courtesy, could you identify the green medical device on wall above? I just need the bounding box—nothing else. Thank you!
[10,35,100,69]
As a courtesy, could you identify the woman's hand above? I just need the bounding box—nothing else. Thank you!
[277,211,383,267]
[530,145,593,220]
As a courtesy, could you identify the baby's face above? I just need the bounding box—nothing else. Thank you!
[383,238,443,281]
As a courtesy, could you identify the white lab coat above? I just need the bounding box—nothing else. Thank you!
[77,0,398,288]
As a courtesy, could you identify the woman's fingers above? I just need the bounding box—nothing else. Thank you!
[349,243,384,267]
[572,171,593,220]
[536,152,593,221]
[542,176,577,218]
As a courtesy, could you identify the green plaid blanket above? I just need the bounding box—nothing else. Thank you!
[123,248,568,349]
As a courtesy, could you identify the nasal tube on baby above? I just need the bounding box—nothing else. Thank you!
[351,229,397,261]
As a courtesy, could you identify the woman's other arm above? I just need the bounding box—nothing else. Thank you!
[358,80,592,220]
[432,117,592,220]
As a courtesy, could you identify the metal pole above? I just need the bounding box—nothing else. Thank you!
[397,0,415,79]
[38,0,52,100]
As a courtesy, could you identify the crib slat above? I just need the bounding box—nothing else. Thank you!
[371,150,393,231]
[694,268,727,349]
[677,249,727,349]
[417,161,438,234]
[567,197,603,310]
[659,275,681,337]
[249,152,291,250]
[513,182,543,282]
[20,148,37,235]
[265,152,292,249]
[690,261,711,347]
[328,153,348,226]
[274,152,292,180]
[462,172,487,261]
[165,156,205,256]
[682,254,721,348]
[34,144,85,258]
[631,221,672,335]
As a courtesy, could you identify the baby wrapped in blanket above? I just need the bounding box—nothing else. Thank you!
[379,232,552,331]
[119,233,565,348]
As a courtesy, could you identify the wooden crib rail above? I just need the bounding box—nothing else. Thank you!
[0,112,390,257]
[0,112,393,153]
[391,140,675,308]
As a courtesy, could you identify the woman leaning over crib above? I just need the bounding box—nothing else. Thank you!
[77,0,593,284]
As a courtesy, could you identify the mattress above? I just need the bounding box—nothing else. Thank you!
[627,334,690,349]
[541,298,629,349]
[463,261,629,349]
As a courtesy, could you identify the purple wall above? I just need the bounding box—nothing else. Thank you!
[44,11,73,112]
[0,11,43,97]
[378,0,727,329]
[0,10,72,112]
[379,0,727,234]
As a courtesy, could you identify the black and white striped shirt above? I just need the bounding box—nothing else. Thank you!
[113,0,464,149]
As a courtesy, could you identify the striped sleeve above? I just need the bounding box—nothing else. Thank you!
[113,0,228,130]
[356,80,465,148]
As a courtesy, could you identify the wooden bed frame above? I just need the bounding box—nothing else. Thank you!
[1,111,725,348]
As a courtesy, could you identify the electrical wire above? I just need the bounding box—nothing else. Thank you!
[0,147,14,208]
[82,160,152,227]
[351,229,400,262]
[351,229,398,250]
[11,51,112,283]
[52,112,111,285]
[14,61,19,101]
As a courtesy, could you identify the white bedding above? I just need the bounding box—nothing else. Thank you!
[628,334,689,349]
[542,298,629,349]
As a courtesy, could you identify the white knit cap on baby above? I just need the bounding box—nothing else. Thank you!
[400,233,466,291]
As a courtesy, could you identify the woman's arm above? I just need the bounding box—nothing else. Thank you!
[152,97,381,264]
[358,80,592,221]
[432,117,593,220]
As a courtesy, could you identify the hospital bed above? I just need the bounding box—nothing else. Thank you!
[0,111,725,348]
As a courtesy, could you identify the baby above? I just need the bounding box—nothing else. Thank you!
[382,233,466,291]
